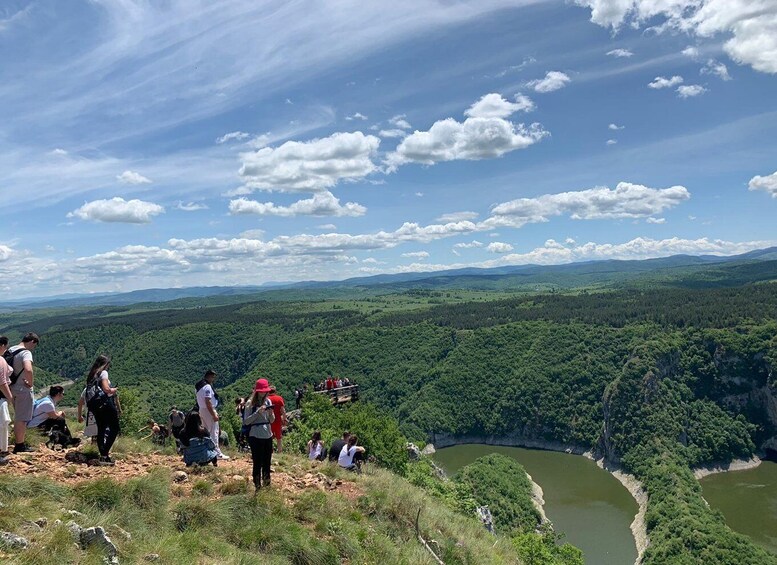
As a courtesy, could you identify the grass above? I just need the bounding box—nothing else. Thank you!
[0,445,529,564]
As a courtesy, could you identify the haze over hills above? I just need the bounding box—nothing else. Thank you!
[4,247,776,311]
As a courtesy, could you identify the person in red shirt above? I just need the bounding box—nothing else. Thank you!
[267,387,287,453]
[326,377,333,391]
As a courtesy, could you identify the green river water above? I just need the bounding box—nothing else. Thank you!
[700,460,777,555]
[434,444,638,565]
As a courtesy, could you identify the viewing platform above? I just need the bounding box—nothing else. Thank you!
[313,384,359,405]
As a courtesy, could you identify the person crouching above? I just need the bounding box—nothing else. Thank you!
[180,411,218,467]
[243,378,275,490]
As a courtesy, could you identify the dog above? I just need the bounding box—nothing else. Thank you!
[46,427,81,450]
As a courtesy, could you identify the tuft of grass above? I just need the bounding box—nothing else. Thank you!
[192,479,214,496]
[73,477,122,511]
[173,498,224,532]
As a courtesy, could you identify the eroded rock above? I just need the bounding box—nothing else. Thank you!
[0,531,29,550]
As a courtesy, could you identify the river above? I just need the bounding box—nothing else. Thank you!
[700,460,777,554]
[434,444,638,565]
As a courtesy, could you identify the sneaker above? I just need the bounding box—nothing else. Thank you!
[0,457,8,466]
[0,451,9,457]
[13,444,35,454]
[217,453,230,461]
[97,456,115,467]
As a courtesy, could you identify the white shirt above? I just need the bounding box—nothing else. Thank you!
[28,396,55,427]
[8,346,32,384]
[197,382,217,414]
[309,441,323,460]
[338,444,358,467]
[99,370,114,396]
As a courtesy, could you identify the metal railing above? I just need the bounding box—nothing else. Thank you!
[312,384,359,403]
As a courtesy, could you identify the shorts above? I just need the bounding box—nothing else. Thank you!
[271,422,283,440]
[11,383,34,422]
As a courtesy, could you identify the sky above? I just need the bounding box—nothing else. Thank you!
[1,0,776,298]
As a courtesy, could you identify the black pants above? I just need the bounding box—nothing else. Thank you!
[248,436,273,487]
[40,418,68,433]
[94,401,120,457]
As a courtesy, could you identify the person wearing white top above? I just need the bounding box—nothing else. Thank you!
[338,435,366,473]
[307,430,326,461]
[7,333,39,454]
[0,336,14,461]
[196,370,229,460]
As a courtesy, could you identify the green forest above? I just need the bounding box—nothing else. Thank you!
[3,278,777,564]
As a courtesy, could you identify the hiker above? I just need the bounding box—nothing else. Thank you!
[195,370,229,460]
[141,419,169,445]
[294,387,303,410]
[338,435,366,473]
[77,387,98,441]
[179,411,218,467]
[336,377,343,389]
[0,336,14,462]
[85,354,121,466]
[243,378,275,489]
[168,406,185,439]
[28,385,66,432]
[235,397,249,452]
[6,333,40,454]
[307,431,327,461]
[267,386,287,453]
[328,431,350,462]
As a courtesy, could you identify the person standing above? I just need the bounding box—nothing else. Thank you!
[267,386,287,453]
[0,336,14,462]
[195,370,229,460]
[77,387,98,441]
[7,333,39,454]
[86,355,120,466]
[243,378,275,490]
[168,406,185,440]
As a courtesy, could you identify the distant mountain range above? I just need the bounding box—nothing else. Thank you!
[3,247,777,311]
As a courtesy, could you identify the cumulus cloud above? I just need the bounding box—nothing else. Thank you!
[387,117,547,170]
[646,217,666,224]
[176,201,208,211]
[216,131,250,144]
[389,115,412,130]
[437,211,479,222]
[701,59,731,80]
[609,123,625,130]
[487,242,514,253]
[606,139,618,145]
[527,71,571,93]
[465,93,535,118]
[68,197,165,223]
[453,240,484,249]
[487,182,690,227]
[0,245,12,262]
[677,84,707,98]
[648,75,683,89]
[345,112,368,121]
[682,46,700,58]
[607,48,634,58]
[379,129,408,138]
[575,0,777,74]
[239,131,380,193]
[401,251,430,259]
[229,191,367,217]
[748,170,777,198]
[116,170,152,184]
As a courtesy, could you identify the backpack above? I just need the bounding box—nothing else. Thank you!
[2,347,28,384]
[85,379,108,412]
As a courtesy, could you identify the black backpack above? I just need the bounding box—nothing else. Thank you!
[0,348,28,399]
[85,379,108,412]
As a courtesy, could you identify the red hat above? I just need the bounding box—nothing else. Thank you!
[254,378,272,393]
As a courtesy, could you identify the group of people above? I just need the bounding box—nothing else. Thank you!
[313,376,353,392]
[307,430,366,473]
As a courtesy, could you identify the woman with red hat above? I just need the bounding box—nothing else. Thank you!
[243,378,275,489]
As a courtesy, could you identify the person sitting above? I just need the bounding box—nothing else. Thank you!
[179,411,218,467]
[338,435,366,473]
[328,431,350,462]
[28,385,67,433]
[307,431,327,461]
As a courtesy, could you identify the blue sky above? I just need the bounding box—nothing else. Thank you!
[1,0,776,298]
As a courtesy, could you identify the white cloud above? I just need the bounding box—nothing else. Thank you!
[453,240,485,249]
[415,192,424,197]
[607,48,633,58]
[176,201,208,211]
[387,116,547,170]
[682,46,700,58]
[216,131,250,144]
[606,139,618,145]
[465,93,535,118]
[487,182,690,227]
[229,191,367,217]
[317,223,337,230]
[0,245,12,262]
[362,257,382,264]
[389,115,412,130]
[116,170,152,184]
[379,129,408,138]
[239,229,266,239]
[608,123,625,130]
[527,71,571,93]
[576,0,777,74]
[401,251,430,259]
[748,170,777,198]
[646,217,666,224]
[50,148,68,156]
[239,131,380,193]
[487,242,514,253]
[68,197,165,224]
[677,84,707,98]
[701,59,731,80]
[437,211,479,222]
[648,75,683,89]
[345,112,368,121]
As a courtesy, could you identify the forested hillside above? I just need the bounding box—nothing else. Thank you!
[4,281,777,563]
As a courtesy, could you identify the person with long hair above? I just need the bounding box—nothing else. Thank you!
[242,378,275,489]
[307,430,326,461]
[179,411,218,467]
[85,354,120,466]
